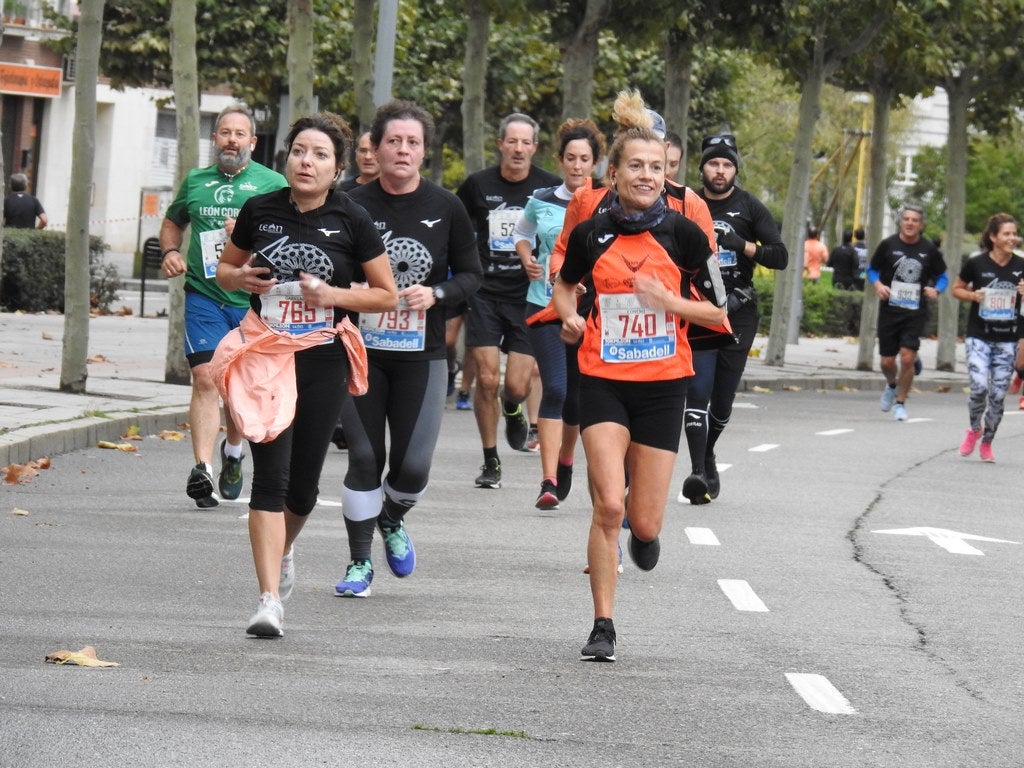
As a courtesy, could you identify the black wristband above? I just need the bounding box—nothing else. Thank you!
[161,248,180,259]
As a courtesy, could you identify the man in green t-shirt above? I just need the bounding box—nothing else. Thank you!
[160,103,287,508]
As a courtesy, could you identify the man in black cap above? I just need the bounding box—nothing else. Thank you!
[679,134,789,504]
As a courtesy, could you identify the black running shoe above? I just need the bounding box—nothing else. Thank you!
[581,617,616,662]
[503,404,528,451]
[627,532,660,571]
[681,472,711,505]
[474,457,502,489]
[555,462,573,501]
[187,463,217,508]
[535,480,559,510]
[218,440,244,500]
[704,454,720,499]
[331,425,348,450]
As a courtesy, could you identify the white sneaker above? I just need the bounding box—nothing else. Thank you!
[880,385,897,412]
[892,403,908,421]
[279,546,295,601]
[246,592,283,637]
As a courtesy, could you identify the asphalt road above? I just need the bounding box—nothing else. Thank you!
[4,386,1023,766]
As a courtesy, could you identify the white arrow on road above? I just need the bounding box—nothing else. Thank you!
[872,527,1020,556]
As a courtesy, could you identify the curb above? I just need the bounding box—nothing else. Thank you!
[1,407,190,467]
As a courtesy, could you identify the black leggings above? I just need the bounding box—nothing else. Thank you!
[683,306,757,472]
[248,348,349,515]
[341,356,447,495]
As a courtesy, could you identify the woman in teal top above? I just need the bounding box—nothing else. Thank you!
[514,118,605,510]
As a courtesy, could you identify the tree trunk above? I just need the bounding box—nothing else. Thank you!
[352,0,376,133]
[559,0,611,121]
[164,0,199,386]
[288,0,315,119]
[461,0,489,174]
[60,0,105,393]
[856,85,890,371]
[936,79,970,372]
[766,59,824,365]
[663,29,692,168]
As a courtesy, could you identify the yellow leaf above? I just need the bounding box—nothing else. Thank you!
[751,385,771,393]
[122,425,141,439]
[782,385,802,392]
[158,430,186,441]
[96,441,138,452]
[12,508,29,516]
[45,645,119,668]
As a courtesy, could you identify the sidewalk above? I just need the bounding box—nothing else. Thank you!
[0,308,965,467]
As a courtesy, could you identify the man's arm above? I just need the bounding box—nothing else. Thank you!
[159,217,188,278]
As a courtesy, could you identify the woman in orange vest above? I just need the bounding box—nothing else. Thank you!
[552,94,727,662]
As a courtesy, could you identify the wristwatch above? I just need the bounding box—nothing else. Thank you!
[432,285,446,303]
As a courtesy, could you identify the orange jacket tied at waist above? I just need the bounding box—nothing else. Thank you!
[211,309,368,443]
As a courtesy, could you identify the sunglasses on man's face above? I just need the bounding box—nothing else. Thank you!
[702,135,736,149]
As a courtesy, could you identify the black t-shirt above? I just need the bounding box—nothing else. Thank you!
[3,192,44,228]
[870,233,947,316]
[828,244,860,288]
[697,186,787,296]
[349,178,482,359]
[231,187,386,355]
[958,250,1024,341]
[456,164,561,302]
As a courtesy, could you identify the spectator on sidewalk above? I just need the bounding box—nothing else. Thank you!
[803,225,828,282]
[828,229,860,290]
[4,173,46,229]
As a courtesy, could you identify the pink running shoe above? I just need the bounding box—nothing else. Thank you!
[979,442,995,462]
[1010,374,1023,395]
[959,428,981,456]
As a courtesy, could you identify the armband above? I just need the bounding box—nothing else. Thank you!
[161,248,181,260]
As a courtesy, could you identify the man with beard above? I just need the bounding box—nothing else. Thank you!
[160,103,287,508]
[869,203,947,422]
[679,134,789,504]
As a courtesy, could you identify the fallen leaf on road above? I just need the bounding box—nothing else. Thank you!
[158,430,185,441]
[782,385,802,392]
[45,646,119,668]
[751,385,771,393]
[936,386,951,393]
[0,360,16,368]
[41,332,55,340]
[4,458,50,484]
[96,441,139,452]
[87,354,108,363]
[121,425,142,440]
[12,508,29,516]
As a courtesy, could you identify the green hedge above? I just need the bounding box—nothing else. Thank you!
[1,229,119,313]
[752,271,968,337]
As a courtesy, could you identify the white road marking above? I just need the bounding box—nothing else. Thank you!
[905,417,932,423]
[732,402,758,409]
[718,579,769,611]
[816,428,853,436]
[873,526,1020,555]
[685,527,720,546]
[718,463,732,473]
[749,444,779,452]
[236,497,343,520]
[785,673,857,715]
